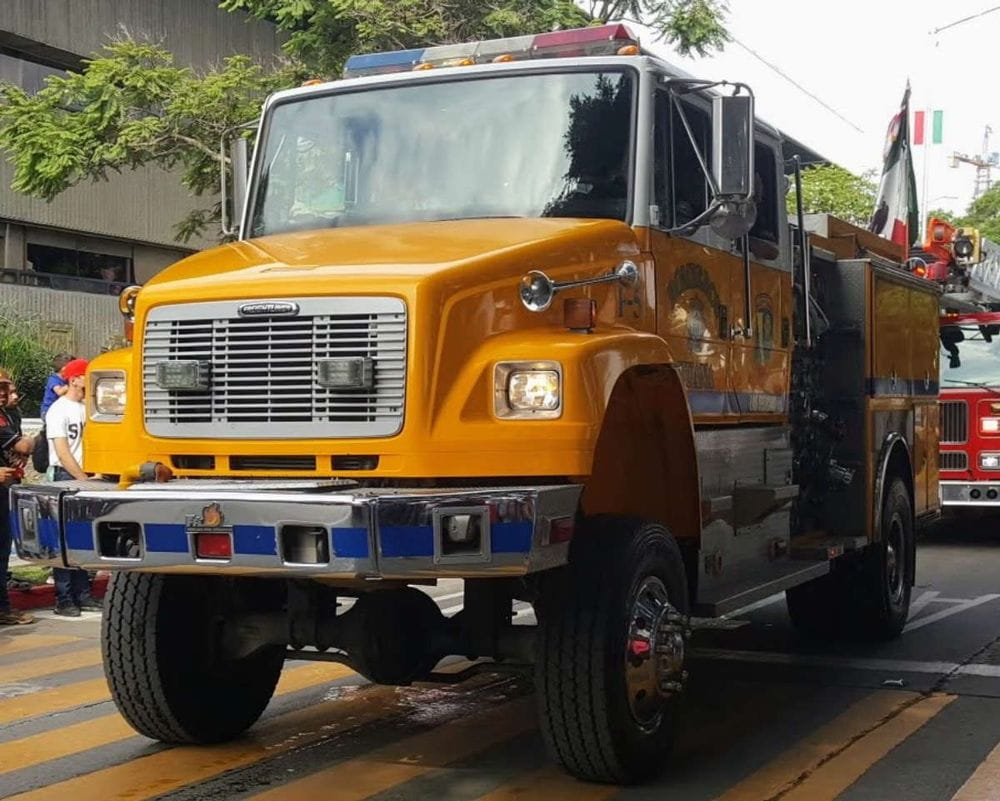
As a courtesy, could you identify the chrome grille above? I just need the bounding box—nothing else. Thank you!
[940,400,968,444]
[940,451,968,471]
[143,297,406,439]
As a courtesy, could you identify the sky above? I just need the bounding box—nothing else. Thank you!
[630,1,1000,220]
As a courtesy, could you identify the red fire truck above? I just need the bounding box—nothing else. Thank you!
[917,220,1000,509]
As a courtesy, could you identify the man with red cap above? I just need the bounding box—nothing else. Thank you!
[45,358,99,616]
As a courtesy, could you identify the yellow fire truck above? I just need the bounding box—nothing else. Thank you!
[11,24,940,784]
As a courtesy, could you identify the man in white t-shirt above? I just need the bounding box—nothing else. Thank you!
[45,358,98,616]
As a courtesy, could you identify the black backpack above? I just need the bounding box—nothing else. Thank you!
[32,426,48,473]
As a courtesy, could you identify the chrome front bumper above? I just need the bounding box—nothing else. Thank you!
[940,481,1000,506]
[10,479,581,579]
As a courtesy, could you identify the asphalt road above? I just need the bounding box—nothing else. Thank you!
[3,519,1000,801]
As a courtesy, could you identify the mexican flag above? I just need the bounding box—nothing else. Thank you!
[869,85,919,252]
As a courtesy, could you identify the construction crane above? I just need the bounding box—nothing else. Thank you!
[951,125,999,200]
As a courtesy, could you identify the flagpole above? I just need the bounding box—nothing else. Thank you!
[921,106,930,241]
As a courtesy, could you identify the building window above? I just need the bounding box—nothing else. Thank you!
[26,243,132,294]
[0,52,66,94]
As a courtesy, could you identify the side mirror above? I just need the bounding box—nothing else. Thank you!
[709,94,756,240]
[221,130,253,238]
[712,94,754,198]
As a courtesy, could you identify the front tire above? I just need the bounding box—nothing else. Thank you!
[535,517,689,784]
[102,573,285,744]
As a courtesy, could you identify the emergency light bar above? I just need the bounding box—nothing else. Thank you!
[343,24,640,78]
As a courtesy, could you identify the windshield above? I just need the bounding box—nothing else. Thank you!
[940,323,1000,385]
[249,70,634,237]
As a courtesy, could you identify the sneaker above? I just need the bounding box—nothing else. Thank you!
[78,598,103,612]
[0,609,35,625]
[54,603,81,618]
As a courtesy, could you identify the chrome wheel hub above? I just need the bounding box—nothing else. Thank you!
[624,576,687,731]
[886,515,904,603]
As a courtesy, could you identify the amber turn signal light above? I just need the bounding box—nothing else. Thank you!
[564,298,596,331]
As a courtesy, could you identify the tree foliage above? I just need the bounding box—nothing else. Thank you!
[0,39,297,241]
[0,306,56,415]
[958,184,1000,242]
[0,1,730,242]
[786,164,878,228]
[222,0,730,76]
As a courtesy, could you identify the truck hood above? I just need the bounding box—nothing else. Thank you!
[142,218,641,303]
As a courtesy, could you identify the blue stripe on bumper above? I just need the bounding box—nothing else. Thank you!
[380,525,433,557]
[491,521,533,553]
[233,525,277,556]
[65,520,94,551]
[380,521,534,557]
[144,523,189,553]
[332,527,369,558]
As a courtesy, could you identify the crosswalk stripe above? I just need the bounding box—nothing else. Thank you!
[0,635,83,657]
[779,693,956,801]
[3,682,417,801]
[0,658,354,729]
[246,696,536,801]
[0,648,102,684]
[714,689,919,800]
[0,661,356,777]
[469,766,617,800]
[0,677,110,725]
[949,739,1000,801]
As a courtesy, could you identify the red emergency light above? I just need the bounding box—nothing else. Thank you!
[343,24,640,78]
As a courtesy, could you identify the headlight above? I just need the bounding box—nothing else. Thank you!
[982,417,1000,434]
[981,453,1000,470]
[494,361,562,419]
[93,374,126,418]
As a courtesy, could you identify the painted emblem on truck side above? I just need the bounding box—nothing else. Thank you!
[666,263,721,355]
[238,301,299,316]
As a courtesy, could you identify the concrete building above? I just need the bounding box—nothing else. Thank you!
[0,1,281,356]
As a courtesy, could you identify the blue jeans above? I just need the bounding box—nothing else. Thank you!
[52,467,91,606]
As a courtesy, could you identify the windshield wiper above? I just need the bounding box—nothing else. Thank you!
[943,378,1000,395]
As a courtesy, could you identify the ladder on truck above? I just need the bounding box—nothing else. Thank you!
[966,236,1000,304]
[938,235,1000,312]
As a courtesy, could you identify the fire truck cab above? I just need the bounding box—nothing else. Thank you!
[10,24,940,784]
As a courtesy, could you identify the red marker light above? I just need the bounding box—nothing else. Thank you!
[549,517,575,543]
[196,532,232,559]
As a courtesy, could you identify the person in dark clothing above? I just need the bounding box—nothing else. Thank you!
[0,370,35,626]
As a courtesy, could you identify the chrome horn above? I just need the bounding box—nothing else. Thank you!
[518,260,639,312]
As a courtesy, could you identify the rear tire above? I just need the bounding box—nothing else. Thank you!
[786,477,913,641]
[102,573,285,743]
[535,517,689,784]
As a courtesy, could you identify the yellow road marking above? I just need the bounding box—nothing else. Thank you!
[0,635,83,657]
[0,661,356,777]
[949,739,1000,801]
[0,648,102,684]
[715,689,919,801]
[248,697,535,801]
[780,693,956,801]
[0,678,110,725]
[4,681,413,801]
[470,766,617,801]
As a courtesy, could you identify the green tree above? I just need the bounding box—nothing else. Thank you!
[223,0,730,75]
[0,39,296,242]
[787,164,878,228]
[0,307,56,415]
[0,1,731,242]
[959,184,1000,241]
